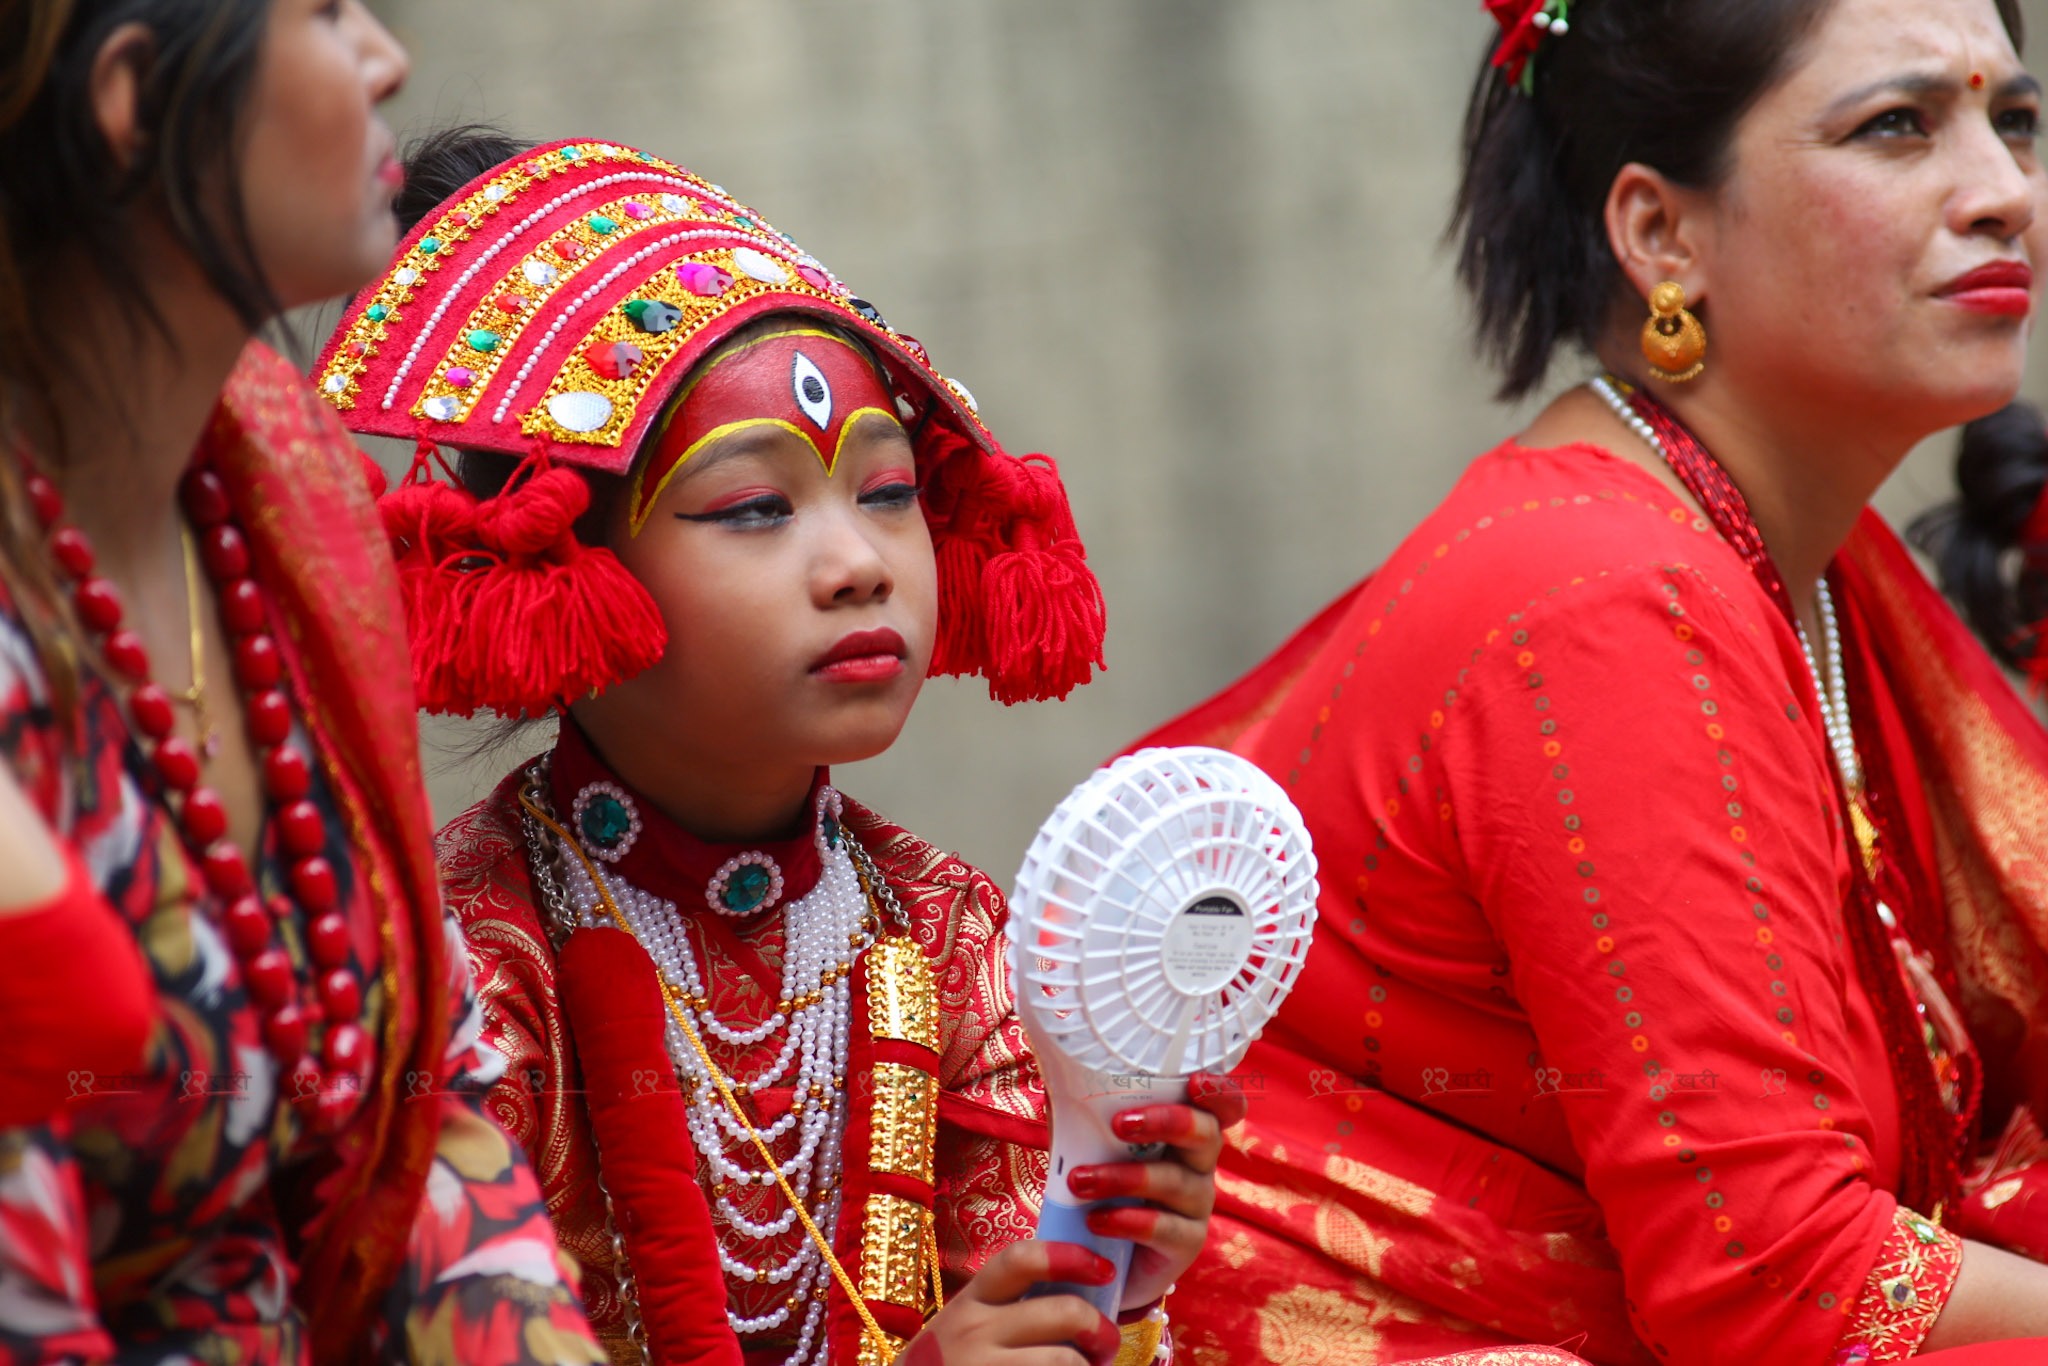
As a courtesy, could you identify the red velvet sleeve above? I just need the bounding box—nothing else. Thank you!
[0,841,155,1129]
[925,868,1050,1285]
[1446,565,1952,1364]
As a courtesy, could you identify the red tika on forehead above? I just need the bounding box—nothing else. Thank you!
[630,329,901,532]
[311,138,987,476]
[328,137,1106,714]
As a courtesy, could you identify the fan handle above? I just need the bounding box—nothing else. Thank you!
[1025,1029,1191,1317]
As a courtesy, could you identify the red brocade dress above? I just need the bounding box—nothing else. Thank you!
[1133,439,2048,1366]
[0,346,600,1365]
[441,720,1065,1366]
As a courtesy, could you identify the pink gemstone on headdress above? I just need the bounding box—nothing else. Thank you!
[449,211,473,225]
[445,367,475,389]
[495,293,529,315]
[796,264,832,291]
[554,239,585,260]
[622,201,651,220]
[583,340,645,381]
[676,262,733,297]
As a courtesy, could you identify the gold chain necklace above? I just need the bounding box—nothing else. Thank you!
[175,526,220,758]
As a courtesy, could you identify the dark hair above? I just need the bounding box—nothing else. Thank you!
[1453,0,2026,401]
[0,0,276,711]
[1908,402,2048,671]
[395,122,533,236]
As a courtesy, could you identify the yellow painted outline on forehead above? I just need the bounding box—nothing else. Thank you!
[626,327,902,535]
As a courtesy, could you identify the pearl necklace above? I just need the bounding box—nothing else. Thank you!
[1587,375,1862,789]
[556,783,876,1366]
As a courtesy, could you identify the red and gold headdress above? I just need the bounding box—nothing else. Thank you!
[314,138,1104,716]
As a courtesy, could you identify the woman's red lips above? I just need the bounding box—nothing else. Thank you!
[811,628,907,683]
[1936,260,2034,316]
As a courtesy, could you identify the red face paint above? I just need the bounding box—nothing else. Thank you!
[629,328,901,532]
[1971,71,1986,89]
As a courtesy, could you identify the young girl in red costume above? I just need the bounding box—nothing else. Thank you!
[315,130,1239,1366]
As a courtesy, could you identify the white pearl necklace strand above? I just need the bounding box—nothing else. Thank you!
[558,784,876,1366]
[1586,375,1862,790]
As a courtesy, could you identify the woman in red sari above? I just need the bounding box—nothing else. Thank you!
[1137,1,2048,1362]
[0,4,600,1362]
[317,129,1236,1366]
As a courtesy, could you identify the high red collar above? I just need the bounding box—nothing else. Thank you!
[549,719,827,910]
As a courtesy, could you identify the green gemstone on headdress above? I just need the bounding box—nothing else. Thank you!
[467,329,501,353]
[721,864,773,913]
[823,813,841,849]
[562,146,582,160]
[419,237,442,255]
[622,299,683,334]
[588,215,618,235]
[578,792,632,849]
[366,304,389,322]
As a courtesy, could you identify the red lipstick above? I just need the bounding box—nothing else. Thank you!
[811,627,907,684]
[1936,260,2034,317]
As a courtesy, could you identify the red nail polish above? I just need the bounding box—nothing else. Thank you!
[1085,1315,1122,1366]
[1068,1169,1103,1199]
[1112,1110,1148,1141]
[1043,1244,1116,1284]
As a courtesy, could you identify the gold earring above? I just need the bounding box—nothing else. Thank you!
[1640,281,1706,383]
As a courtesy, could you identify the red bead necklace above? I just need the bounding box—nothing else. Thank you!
[23,460,368,1125]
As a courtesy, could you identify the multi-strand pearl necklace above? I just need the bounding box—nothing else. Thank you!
[556,782,877,1366]
[1587,375,1862,789]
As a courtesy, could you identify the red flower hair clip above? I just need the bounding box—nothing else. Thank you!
[1486,0,1573,93]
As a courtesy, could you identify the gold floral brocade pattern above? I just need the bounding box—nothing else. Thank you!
[1836,1205,1963,1361]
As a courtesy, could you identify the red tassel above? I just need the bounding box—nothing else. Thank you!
[953,452,1105,704]
[357,450,389,501]
[454,463,668,717]
[982,530,1106,703]
[929,533,991,678]
[377,478,483,713]
[374,448,667,717]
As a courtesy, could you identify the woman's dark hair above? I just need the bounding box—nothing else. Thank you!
[1908,402,2048,671]
[0,0,276,711]
[1453,0,2026,401]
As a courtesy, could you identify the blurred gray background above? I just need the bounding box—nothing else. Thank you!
[356,0,2048,877]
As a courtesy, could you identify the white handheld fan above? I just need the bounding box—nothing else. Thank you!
[1006,746,1318,1315]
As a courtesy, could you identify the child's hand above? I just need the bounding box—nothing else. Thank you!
[895,1241,1123,1366]
[1066,1070,1248,1312]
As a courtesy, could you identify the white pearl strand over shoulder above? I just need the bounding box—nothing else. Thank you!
[1586,375,1862,790]
[560,784,876,1366]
